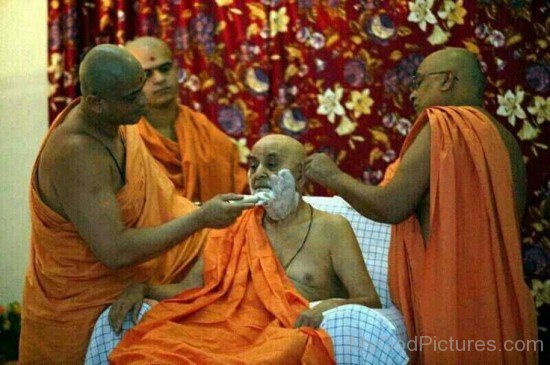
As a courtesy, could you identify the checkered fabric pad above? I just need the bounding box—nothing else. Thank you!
[85,196,408,364]
[303,196,391,308]
[86,304,408,365]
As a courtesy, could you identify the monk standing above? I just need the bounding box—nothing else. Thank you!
[125,37,248,202]
[20,44,255,364]
[306,48,538,363]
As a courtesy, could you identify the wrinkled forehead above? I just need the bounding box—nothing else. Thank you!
[250,140,298,163]
[251,142,285,159]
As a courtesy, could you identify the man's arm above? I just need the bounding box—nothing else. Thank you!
[294,215,381,328]
[52,137,255,269]
[306,124,431,224]
[328,215,381,308]
[108,257,204,333]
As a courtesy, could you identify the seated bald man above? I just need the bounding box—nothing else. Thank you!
[306,47,538,364]
[86,134,384,364]
[125,37,248,202]
[20,44,255,364]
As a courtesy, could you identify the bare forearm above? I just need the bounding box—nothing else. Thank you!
[105,209,207,268]
[315,295,382,312]
[327,172,392,223]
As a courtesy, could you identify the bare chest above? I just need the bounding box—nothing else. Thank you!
[267,228,344,301]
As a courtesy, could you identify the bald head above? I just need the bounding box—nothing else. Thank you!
[411,47,485,112]
[79,44,144,98]
[126,36,173,59]
[253,134,306,164]
[424,47,484,100]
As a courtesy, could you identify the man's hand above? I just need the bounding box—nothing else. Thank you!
[108,283,146,334]
[294,307,325,329]
[305,153,343,189]
[294,299,349,329]
[197,194,257,229]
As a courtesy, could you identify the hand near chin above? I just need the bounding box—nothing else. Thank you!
[198,193,257,228]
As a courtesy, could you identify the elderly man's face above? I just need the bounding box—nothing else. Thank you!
[247,140,302,193]
[129,45,179,108]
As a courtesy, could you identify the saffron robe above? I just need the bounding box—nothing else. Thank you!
[386,106,538,364]
[137,105,248,202]
[110,207,335,364]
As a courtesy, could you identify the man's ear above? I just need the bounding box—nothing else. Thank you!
[440,71,455,92]
[84,95,103,114]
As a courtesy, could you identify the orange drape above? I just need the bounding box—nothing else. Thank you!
[110,207,335,364]
[137,105,248,202]
[386,107,538,364]
[20,99,208,364]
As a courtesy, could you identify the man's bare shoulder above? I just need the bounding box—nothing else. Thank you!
[42,126,109,172]
[38,122,115,216]
[39,119,115,193]
[312,208,355,241]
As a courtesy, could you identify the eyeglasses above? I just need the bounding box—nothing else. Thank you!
[410,71,458,90]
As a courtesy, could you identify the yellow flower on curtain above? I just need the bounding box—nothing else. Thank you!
[335,116,358,136]
[527,96,550,124]
[317,86,345,123]
[531,279,550,308]
[215,0,234,6]
[345,89,374,118]
[427,24,450,45]
[517,121,541,141]
[230,137,251,164]
[269,7,289,37]
[437,0,467,28]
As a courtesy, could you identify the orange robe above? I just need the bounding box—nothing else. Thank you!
[386,107,538,364]
[20,100,209,364]
[110,207,335,364]
[137,105,248,202]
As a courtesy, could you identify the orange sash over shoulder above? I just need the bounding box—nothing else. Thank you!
[20,100,208,364]
[110,207,335,364]
[386,107,538,364]
[137,105,248,201]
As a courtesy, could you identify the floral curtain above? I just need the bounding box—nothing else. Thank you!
[48,0,548,341]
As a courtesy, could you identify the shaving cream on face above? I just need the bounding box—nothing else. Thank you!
[263,169,300,221]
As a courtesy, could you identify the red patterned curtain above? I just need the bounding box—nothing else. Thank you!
[48,0,548,336]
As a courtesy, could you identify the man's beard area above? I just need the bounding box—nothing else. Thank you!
[252,169,300,221]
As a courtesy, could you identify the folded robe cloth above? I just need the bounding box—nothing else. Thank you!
[110,207,335,364]
[384,106,538,364]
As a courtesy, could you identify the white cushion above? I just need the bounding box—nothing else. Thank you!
[304,196,392,308]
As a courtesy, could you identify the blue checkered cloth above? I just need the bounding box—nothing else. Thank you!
[303,196,393,309]
[85,196,409,364]
[86,303,407,364]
